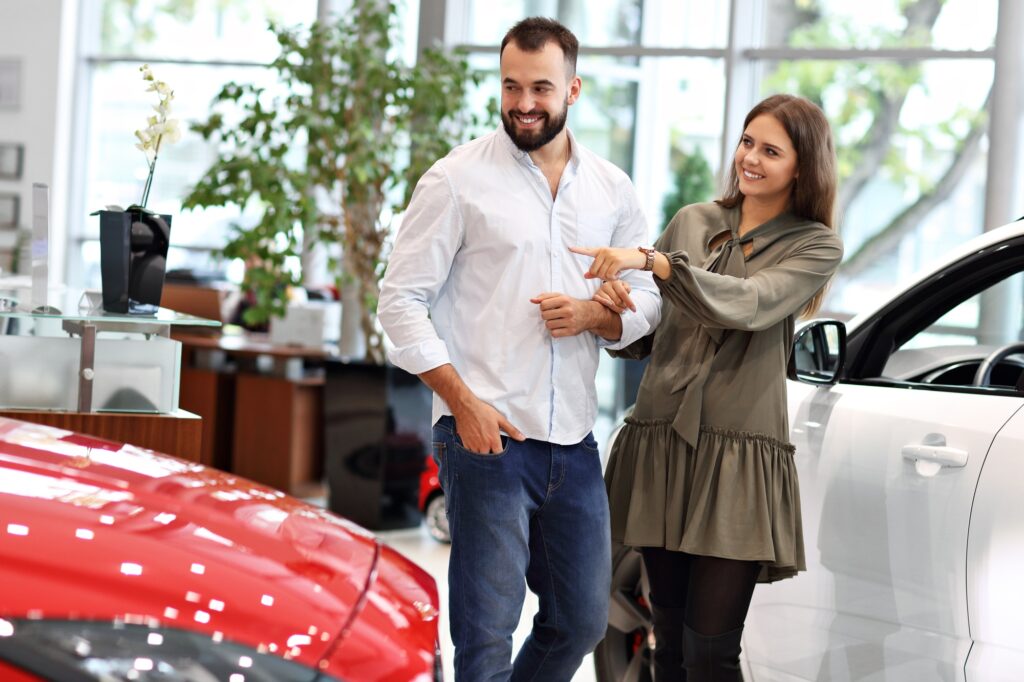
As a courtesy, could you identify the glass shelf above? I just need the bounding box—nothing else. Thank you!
[0,287,221,328]
[0,282,219,413]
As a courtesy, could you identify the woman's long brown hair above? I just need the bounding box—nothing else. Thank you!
[716,94,838,317]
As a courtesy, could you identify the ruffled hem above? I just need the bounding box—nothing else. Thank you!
[605,418,805,583]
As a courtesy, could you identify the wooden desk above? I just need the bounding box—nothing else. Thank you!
[174,331,328,495]
[0,409,203,462]
[177,331,330,355]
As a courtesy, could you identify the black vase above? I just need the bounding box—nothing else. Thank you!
[98,209,171,314]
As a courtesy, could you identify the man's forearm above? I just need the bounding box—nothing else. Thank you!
[585,300,623,341]
[418,364,477,413]
[419,362,525,450]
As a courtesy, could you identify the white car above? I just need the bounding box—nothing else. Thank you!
[596,217,1024,681]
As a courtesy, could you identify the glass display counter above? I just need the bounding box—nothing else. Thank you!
[0,287,220,413]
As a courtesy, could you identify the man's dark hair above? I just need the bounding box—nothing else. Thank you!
[500,17,579,76]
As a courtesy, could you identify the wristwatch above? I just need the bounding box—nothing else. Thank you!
[637,246,656,271]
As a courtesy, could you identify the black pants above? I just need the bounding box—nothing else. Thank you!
[641,547,761,681]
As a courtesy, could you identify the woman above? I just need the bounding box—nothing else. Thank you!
[571,94,843,681]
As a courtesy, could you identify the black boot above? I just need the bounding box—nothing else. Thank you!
[651,603,687,681]
[682,624,743,682]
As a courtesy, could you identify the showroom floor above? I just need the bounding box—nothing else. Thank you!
[378,524,599,682]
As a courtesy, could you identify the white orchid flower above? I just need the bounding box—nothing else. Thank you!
[163,119,182,144]
[134,65,180,209]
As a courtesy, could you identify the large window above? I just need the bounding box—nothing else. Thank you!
[449,0,999,316]
[755,0,998,316]
[762,57,993,313]
[65,0,1017,424]
[70,0,422,290]
[765,0,996,51]
[443,0,1004,427]
[73,1,1005,311]
[70,1,322,289]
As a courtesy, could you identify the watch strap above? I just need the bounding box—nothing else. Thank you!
[637,246,656,271]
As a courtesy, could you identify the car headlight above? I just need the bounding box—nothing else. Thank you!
[0,619,343,682]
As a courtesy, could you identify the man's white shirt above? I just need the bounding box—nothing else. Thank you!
[378,126,661,445]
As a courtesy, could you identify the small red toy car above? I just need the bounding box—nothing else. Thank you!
[418,455,449,543]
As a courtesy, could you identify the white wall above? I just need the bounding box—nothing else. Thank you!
[0,0,68,275]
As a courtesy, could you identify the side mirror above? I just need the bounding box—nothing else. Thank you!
[788,319,846,385]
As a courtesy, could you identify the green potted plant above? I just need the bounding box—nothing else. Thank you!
[183,1,491,362]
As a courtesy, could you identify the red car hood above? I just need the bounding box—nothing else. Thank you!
[0,417,420,670]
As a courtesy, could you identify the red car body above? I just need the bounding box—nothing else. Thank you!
[0,417,440,681]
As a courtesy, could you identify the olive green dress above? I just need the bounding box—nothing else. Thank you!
[605,202,843,582]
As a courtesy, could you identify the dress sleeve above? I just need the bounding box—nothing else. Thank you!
[606,332,654,360]
[657,233,843,331]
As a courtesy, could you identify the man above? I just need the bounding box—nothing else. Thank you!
[378,17,661,682]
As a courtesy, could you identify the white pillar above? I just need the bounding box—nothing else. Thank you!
[417,0,447,52]
[983,0,1024,230]
[720,0,765,189]
[979,0,1024,344]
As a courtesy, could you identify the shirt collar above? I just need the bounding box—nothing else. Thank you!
[497,123,580,170]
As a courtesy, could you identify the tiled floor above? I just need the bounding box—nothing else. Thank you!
[377,524,599,682]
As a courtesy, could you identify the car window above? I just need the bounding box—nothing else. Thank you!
[881,271,1024,389]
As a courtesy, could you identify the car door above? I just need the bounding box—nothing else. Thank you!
[746,385,1022,682]
[964,402,1024,680]
[744,234,1024,681]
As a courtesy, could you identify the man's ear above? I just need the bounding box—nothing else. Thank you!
[567,75,582,106]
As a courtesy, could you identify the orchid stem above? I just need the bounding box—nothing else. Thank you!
[140,153,158,209]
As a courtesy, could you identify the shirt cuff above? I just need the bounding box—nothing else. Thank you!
[386,338,452,375]
[597,308,647,350]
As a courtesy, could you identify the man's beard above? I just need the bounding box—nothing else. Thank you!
[502,102,569,152]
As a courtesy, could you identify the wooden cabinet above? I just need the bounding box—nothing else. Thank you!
[175,331,328,496]
[178,366,235,470]
[231,373,324,496]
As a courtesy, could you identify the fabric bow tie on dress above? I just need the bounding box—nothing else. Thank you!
[669,235,751,448]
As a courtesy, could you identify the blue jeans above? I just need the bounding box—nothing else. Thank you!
[432,415,611,682]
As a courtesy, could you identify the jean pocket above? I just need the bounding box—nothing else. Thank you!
[580,432,600,455]
[454,433,511,459]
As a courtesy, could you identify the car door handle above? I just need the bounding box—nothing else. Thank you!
[901,443,968,468]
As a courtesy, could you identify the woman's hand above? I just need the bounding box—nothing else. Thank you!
[593,279,635,314]
[570,246,647,281]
